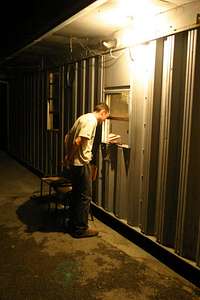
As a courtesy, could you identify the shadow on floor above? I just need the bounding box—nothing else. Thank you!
[16,194,68,233]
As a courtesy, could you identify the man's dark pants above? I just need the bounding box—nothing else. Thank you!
[70,164,92,232]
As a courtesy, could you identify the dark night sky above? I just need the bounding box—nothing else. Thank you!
[0,1,67,59]
[0,0,96,61]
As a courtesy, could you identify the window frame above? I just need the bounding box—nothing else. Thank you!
[102,87,130,146]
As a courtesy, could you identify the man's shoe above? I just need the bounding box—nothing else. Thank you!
[71,228,99,238]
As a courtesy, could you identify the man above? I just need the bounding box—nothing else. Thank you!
[64,103,110,238]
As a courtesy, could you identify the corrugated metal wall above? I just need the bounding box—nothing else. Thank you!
[97,29,200,267]
[8,66,62,176]
[7,28,200,268]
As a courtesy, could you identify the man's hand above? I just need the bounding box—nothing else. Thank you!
[63,155,71,168]
[91,164,98,181]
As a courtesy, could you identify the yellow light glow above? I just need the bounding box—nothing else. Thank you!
[120,16,156,47]
[98,8,130,27]
[117,0,160,17]
[99,0,171,47]
[99,0,164,26]
[116,0,171,47]
[99,0,172,47]
[98,0,157,28]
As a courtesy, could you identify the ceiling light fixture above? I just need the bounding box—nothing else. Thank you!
[102,38,118,49]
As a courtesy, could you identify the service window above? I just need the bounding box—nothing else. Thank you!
[102,89,129,145]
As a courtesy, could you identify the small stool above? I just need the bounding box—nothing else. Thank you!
[53,182,94,222]
[40,175,94,221]
[40,176,71,212]
[53,182,72,212]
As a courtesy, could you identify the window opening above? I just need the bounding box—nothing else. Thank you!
[47,71,59,130]
[102,89,129,146]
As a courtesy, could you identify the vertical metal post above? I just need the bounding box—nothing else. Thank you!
[74,62,78,122]
[82,60,86,114]
[33,73,36,168]
[89,57,95,112]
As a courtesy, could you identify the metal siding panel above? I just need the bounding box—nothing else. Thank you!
[88,57,95,112]
[101,143,116,212]
[7,82,10,152]
[44,131,48,176]
[139,41,157,235]
[77,62,82,117]
[30,75,33,165]
[101,151,107,210]
[45,131,52,176]
[85,59,90,113]
[33,74,36,168]
[23,76,26,162]
[38,72,43,172]
[24,77,28,163]
[96,145,103,207]
[177,29,200,260]
[156,35,175,244]
[115,147,121,217]
[77,60,86,116]
[127,44,147,227]
[163,32,187,245]
[104,48,131,88]
[175,29,197,257]
[50,131,53,175]
[102,160,109,210]
[18,78,23,160]
[108,145,117,213]
[31,75,34,165]
[74,62,78,122]
[40,71,45,174]
[28,76,32,164]
[120,147,129,219]
[55,67,62,175]
[196,218,200,267]
[43,73,48,175]
[52,131,58,175]
[93,57,104,206]
[95,56,103,105]
[61,66,65,173]
[82,60,86,114]
[35,75,40,170]
[154,33,188,246]
[115,146,129,219]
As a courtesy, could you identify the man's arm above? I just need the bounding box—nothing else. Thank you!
[67,136,88,164]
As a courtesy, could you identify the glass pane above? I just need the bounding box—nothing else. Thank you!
[103,90,129,145]
[110,92,129,118]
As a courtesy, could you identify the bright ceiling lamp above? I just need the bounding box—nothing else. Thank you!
[102,38,118,49]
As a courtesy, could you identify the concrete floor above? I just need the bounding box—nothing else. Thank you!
[0,151,199,300]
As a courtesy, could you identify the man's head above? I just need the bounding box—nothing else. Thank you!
[94,103,110,123]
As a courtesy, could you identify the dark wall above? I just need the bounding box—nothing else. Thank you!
[0,82,8,150]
